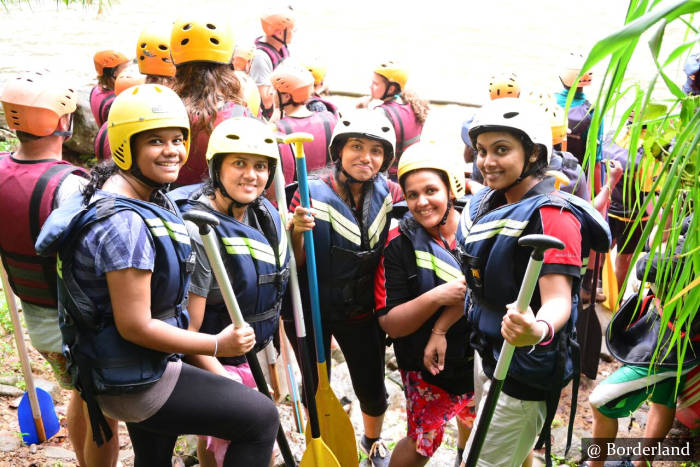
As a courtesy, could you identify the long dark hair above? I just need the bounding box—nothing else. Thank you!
[81,161,119,204]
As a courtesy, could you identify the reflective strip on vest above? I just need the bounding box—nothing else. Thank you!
[312,199,361,246]
[367,193,394,248]
[221,236,277,265]
[581,256,589,276]
[415,250,464,283]
[462,218,529,244]
[145,218,191,245]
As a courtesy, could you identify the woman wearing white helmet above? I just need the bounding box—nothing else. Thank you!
[458,98,610,466]
[37,85,278,467]
[287,109,402,467]
[375,141,476,467]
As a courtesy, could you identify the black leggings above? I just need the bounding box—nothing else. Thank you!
[283,312,389,417]
[126,363,279,467]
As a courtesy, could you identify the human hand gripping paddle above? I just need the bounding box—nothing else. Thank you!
[273,135,340,467]
[0,263,59,445]
[181,210,297,467]
[464,234,564,467]
[288,132,359,467]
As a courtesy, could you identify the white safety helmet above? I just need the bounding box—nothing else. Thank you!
[468,97,552,164]
[328,109,396,172]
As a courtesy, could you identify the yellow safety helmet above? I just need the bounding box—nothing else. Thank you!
[525,90,568,146]
[107,84,190,171]
[236,71,262,117]
[136,24,176,77]
[397,140,466,199]
[205,117,280,189]
[375,61,408,93]
[1,70,77,137]
[306,61,327,86]
[488,72,520,100]
[170,17,235,65]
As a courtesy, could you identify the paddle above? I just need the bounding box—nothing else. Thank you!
[288,133,359,467]
[577,252,603,380]
[0,263,59,445]
[465,234,564,467]
[279,324,304,433]
[182,210,297,467]
[272,144,340,467]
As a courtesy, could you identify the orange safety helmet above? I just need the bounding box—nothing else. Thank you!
[270,61,314,104]
[115,69,147,96]
[1,70,77,137]
[170,17,235,65]
[560,52,592,88]
[374,61,408,93]
[260,6,295,38]
[93,50,129,77]
[488,72,520,100]
[136,25,176,77]
[233,43,255,71]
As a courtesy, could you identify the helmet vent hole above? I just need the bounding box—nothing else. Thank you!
[342,120,350,126]
[226,134,240,140]
[381,126,390,133]
[26,79,33,83]
[181,39,189,46]
[158,44,168,51]
[140,42,147,48]
[206,23,216,30]
[10,110,18,114]
[210,38,220,45]
[264,138,274,144]
[140,55,145,61]
[503,111,519,119]
[68,88,74,92]
[182,23,192,31]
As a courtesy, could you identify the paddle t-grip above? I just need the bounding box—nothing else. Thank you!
[182,210,219,236]
[518,234,565,261]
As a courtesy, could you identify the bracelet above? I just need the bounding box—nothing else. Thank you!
[431,328,447,335]
[212,335,218,357]
[536,319,554,346]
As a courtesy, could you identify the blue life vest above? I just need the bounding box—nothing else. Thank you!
[43,194,193,444]
[176,189,289,364]
[303,175,393,322]
[458,180,610,397]
[391,214,473,395]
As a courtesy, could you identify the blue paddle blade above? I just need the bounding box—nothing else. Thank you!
[18,387,60,444]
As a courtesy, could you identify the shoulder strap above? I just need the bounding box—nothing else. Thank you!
[382,104,405,154]
[98,94,115,124]
[320,113,333,164]
[29,164,76,243]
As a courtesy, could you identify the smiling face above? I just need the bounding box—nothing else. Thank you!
[404,169,450,230]
[475,130,536,191]
[131,127,186,184]
[339,136,385,181]
[217,153,270,205]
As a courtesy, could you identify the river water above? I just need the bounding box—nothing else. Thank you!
[0,0,692,149]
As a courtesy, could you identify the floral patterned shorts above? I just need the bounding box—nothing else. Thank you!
[37,350,73,390]
[400,369,476,458]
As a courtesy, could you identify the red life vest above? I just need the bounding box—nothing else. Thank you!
[379,100,423,176]
[94,122,111,162]
[89,85,116,127]
[176,103,251,186]
[254,37,289,70]
[0,155,87,307]
[275,111,337,184]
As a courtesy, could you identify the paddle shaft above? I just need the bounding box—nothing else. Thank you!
[0,263,47,442]
[279,325,304,433]
[195,223,296,467]
[465,237,560,467]
[273,160,325,440]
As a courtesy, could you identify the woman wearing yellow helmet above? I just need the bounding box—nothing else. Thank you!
[375,141,476,467]
[40,85,279,467]
[361,61,430,181]
[170,16,252,186]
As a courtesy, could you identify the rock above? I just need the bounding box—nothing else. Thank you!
[41,445,77,460]
[550,425,590,463]
[0,375,19,386]
[10,396,22,409]
[118,448,134,461]
[29,443,37,453]
[0,431,22,452]
[0,384,23,397]
[34,377,62,402]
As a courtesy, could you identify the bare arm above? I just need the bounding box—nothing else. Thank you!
[423,303,466,375]
[187,292,207,332]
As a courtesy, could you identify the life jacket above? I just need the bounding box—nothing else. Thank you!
[302,175,393,322]
[390,215,473,395]
[46,194,193,444]
[379,99,423,177]
[0,156,87,307]
[176,103,251,186]
[94,121,111,162]
[458,180,609,395]
[176,189,289,365]
[275,111,337,182]
[306,96,339,116]
[254,37,289,70]
[548,150,589,200]
[89,85,116,127]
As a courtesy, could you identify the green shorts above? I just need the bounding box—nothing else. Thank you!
[589,365,688,418]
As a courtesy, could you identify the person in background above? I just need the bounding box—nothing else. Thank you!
[90,49,130,127]
[305,58,338,115]
[233,42,263,119]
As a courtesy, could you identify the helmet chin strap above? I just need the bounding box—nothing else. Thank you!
[436,199,454,250]
[130,163,168,190]
[214,176,250,217]
[335,163,374,211]
[272,29,288,47]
